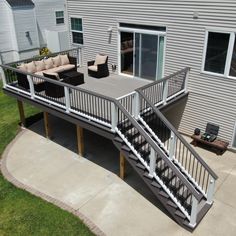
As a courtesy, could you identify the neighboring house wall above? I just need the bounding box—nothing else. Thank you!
[33,0,69,48]
[0,0,18,63]
[67,0,236,145]
[12,7,40,53]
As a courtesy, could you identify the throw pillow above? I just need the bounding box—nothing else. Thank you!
[60,54,70,65]
[35,60,46,72]
[52,55,62,67]
[94,54,107,65]
[26,61,36,73]
[17,64,27,72]
[44,58,54,70]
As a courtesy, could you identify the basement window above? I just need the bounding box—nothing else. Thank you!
[203,30,236,78]
[71,18,84,45]
[55,11,64,25]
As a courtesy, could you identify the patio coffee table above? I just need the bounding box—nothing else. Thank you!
[60,70,84,86]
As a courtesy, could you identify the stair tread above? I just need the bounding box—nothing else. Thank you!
[121,145,131,152]
[159,190,169,198]
[167,200,178,209]
[143,172,152,179]
[114,136,123,143]
[136,162,146,170]
[151,181,161,189]
[129,153,138,161]
[175,210,187,219]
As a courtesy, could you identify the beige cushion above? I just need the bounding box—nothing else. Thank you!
[35,60,46,72]
[17,64,27,72]
[60,54,70,65]
[26,61,36,73]
[57,64,75,71]
[52,55,61,67]
[36,69,59,79]
[44,58,54,69]
[88,65,98,72]
[94,54,107,65]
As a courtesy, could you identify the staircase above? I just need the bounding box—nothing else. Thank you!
[112,68,218,231]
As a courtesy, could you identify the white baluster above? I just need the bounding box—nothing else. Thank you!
[184,68,190,92]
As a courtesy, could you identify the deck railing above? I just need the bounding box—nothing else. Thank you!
[0,61,217,226]
[136,69,218,200]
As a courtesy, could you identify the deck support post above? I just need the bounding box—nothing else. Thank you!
[206,178,215,204]
[120,152,125,179]
[76,125,84,157]
[17,100,25,127]
[43,111,51,139]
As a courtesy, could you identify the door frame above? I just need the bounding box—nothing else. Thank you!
[117,26,166,80]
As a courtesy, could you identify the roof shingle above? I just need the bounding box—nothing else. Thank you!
[6,0,34,8]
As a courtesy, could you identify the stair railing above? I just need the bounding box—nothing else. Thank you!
[136,77,218,204]
[112,98,203,226]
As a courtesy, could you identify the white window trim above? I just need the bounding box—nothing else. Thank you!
[55,10,64,25]
[117,25,166,80]
[202,29,236,79]
[70,17,84,45]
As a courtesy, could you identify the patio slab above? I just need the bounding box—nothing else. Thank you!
[2,118,236,236]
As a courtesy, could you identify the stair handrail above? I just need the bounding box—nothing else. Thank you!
[113,99,203,202]
[136,88,218,181]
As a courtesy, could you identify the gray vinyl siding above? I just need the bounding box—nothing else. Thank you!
[13,8,39,52]
[67,0,236,145]
[33,0,68,47]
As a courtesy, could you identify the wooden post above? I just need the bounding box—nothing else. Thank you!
[76,124,84,157]
[43,111,51,139]
[17,100,25,127]
[120,152,125,180]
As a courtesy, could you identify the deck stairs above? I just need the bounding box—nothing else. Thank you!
[113,79,218,231]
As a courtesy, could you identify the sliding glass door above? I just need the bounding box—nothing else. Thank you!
[120,30,165,81]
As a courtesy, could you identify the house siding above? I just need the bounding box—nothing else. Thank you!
[12,7,40,52]
[33,0,68,47]
[67,0,236,145]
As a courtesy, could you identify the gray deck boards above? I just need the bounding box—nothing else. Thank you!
[77,67,150,98]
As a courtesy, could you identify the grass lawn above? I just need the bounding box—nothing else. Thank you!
[0,81,40,155]
[0,81,94,235]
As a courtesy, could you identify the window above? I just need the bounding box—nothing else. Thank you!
[203,31,236,78]
[55,11,64,24]
[71,18,83,45]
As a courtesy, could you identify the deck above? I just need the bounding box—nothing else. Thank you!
[0,48,219,229]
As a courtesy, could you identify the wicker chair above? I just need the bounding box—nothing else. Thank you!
[87,54,109,78]
[43,73,65,98]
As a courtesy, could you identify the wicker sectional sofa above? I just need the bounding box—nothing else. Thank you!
[16,54,77,92]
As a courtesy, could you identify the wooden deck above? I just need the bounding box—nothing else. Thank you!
[77,67,150,98]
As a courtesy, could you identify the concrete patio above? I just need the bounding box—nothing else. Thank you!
[2,116,236,236]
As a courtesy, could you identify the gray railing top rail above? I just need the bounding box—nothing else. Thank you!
[1,64,114,103]
[137,67,190,91]
[137,89,218,180]
[113,99,203,201]
[4,47,83,66]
